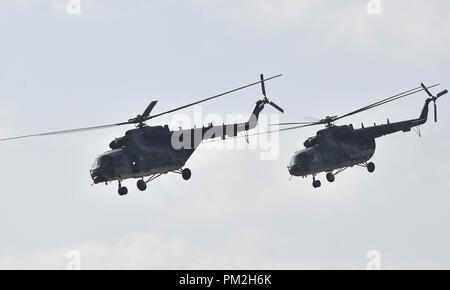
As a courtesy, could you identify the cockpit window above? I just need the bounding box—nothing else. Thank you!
[92,157,100,169]
[100,156,114,167]
[92,155,115,169]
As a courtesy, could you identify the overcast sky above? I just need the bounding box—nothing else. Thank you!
[0,0,449,269]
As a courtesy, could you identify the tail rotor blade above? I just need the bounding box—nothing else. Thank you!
[260,74,267,97]
[434,102,438,122]
[421,83,433,97]
[437,89,448,98]
[269,101,284,113]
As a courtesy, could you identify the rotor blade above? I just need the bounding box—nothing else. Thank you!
[202,121,323,145]
[264,123,320,133]
[434,102,438,123]
[206,122,320,144]
[233,122,320,139]
[334,84,440,122]
[421,83,433,97]
[336,86,431,120]
[144,74,282,121]
[269,101,284,113]
[141,101,158,119]
[0,122,127,142]
[254,124,318,137]
[261,74,267,97]
[270,122,318,126]
[437,90,448,98]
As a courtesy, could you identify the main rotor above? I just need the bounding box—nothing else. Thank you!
[272,83,447,132]
[0,74,283,142]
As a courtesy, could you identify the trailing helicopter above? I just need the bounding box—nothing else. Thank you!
[0,74,284,195]
[272,83,447,188]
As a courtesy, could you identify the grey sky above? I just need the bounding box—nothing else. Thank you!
[0,0,449,269]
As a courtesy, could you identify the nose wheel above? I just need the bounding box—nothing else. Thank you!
[118,182,128,196]
[313,180,321,188]
[312,175,321,188]
[367,162,375,173]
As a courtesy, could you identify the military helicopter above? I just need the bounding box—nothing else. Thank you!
[1,74,284,195]
[271,83,447,188]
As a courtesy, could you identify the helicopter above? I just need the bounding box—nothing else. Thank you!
[272,83,447,188]
[0,74,284,196]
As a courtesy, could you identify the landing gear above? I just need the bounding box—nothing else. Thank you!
[182,168,192,180]
[118,182,128,196]
[358,162,375,173]
[326,172,335,183]
[367,162,375,173]
[313,180,321,188]
[137,179,147,191]
[312,175,321,188]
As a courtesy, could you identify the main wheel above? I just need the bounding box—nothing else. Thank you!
[313,180,321,188]
[118,186,128,196]
[182,168,192,180]
[137,180,147,191]
[367,162,375,173]
[326,172,335,183]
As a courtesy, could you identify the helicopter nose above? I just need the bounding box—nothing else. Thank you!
[90,169,107,184]
[93,175,107,184]
[288,164,304,176]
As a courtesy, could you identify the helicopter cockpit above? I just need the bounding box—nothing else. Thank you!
[288,148,318,175]
[92,155,114,170]
[90,149,127,184]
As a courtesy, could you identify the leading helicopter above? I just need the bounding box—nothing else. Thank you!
[271,83,447,188]
[0,74,284,195]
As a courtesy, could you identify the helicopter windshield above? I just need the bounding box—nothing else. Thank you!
[92,155,115,169]
[290,149,313,167]
[92,157,101,169]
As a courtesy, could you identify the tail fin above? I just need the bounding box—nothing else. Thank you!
[419,98,432,122]
[244,99,266,130]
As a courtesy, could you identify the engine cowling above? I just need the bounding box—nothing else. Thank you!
[109,138,124,149]
[303,137,318,148]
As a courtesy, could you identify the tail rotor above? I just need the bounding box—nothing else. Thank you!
[421,83,447,122]
[261,74,284,113]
